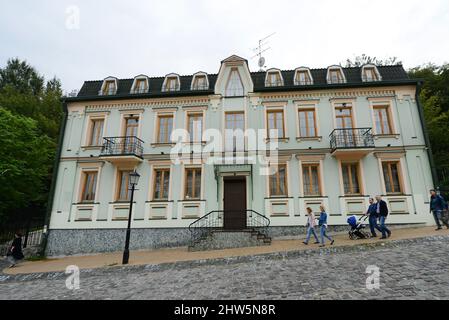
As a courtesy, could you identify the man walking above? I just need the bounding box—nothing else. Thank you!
[429,189,448,230]
[375,195,391,239]
[366,198,382,237]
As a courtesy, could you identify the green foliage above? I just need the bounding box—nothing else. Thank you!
[0,58,63,222]
[0,108,54,220]
[344,54,402,67]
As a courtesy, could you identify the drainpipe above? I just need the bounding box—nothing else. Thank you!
[41,99,68,256]
[415,81,439,188]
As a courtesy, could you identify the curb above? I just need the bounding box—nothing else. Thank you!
[1,234,449,283]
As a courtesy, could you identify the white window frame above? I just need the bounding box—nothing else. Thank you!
[190,72,209,90]
[130,75,149,94]
[264,68,284,87]
[99,77,118,95]
[162,73,181,92]
[361,64,382,82]
[326,66,346,84]
[294,67,314,85]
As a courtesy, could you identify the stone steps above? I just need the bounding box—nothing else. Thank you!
[189,230,271,252]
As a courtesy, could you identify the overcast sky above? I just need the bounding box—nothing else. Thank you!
[1,0,448,93]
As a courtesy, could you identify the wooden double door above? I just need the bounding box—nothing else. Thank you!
[223,177,247,230]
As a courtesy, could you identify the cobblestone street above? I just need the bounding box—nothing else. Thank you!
[1,236,449,300]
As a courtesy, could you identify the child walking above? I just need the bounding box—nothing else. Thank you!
[303,207,319,245]
[318,205,335,247]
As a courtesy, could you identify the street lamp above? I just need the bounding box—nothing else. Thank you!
[122,170,140,265]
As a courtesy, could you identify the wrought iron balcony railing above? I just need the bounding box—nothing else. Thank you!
[100,136,144,158]
[265,80,285,87]
[329,128,375,151]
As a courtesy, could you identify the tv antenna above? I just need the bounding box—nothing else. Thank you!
[251,32,276,71]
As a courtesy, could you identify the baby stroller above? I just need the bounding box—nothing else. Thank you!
[347,215,371,240]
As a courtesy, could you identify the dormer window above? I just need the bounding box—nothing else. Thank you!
[362,65,381,82]
[99,78,118,96]
[265,69,284,87]
[326,66,346,84]
[294,68,313,85]
[225,68,244,97]
[162,74,180,92]
[131,76,149,94]
[191,73,209,90]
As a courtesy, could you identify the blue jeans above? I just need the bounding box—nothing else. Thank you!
[320,225,333,244]
[305,226,319,243]
[379,216,391,238]
[369,215,382,236]
[432,210,442,228]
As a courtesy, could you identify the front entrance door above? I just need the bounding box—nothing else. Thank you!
[223,177,247,230]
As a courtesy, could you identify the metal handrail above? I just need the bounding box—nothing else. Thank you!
[100,136,144,158]
[188,210,270,247]
[329,128,374,150]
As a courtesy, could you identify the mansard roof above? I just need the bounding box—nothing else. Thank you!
[71,64,415,102]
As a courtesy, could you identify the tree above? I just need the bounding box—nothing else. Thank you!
[344,54,402,67]
[0,108,53,221]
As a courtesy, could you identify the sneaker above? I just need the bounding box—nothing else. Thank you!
[303,241,308,245]
[314,241,320,244]
[319,244,325,247]
[436,227,442,231]
[379,237,387,240]
[330,240,335,245]
[8,264,15,268]
[387,231,392,238]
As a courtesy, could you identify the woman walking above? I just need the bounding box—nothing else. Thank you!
[6,233,24,268]
[318,205,335,247]
[303,207,320,245]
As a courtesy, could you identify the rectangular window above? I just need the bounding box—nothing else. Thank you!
[81,171,98,203]
[116,170,132,202]
[187,113,203,142]
[364,68,377,81]
[157,115,174,143]
[225,112,245,151]
[267,72,282,86]
[296,71,311,85]
[382,161,402,194]
[267,110,285,138]
[153,169,170,200]
[185,168,202,199]
[373,106,392,135]
[302,164,321,196]
[330,70,343,83]
[341,163,361,195]
[298,109,317,137]
[89,118,104,146]
[269,165,288,197]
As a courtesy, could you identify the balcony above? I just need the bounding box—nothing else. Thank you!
[329,128,375,159]
[99,136,144,164]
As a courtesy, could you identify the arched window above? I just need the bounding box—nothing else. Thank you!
[162,73,180,92]
[99,77,118,95]
[326,66,346,84]
[361,64,382,82]
[131,75,149,94]
[225,68,244,97]
[191,72,209,90]
[294,67,313,85]
[265,69,284,87]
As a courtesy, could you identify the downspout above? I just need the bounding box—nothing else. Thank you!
[415,81,439,188]
[41,99,68,256]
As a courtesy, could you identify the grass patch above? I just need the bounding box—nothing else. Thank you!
[25,255,48,262]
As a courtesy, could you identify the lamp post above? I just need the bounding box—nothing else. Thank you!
[122,170,140,265]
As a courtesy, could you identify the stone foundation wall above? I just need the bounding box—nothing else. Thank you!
[46,223,425,257]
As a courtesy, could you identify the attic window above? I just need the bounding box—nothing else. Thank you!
[162,75,180,92]
[225,68,244,97]
[327,67,346,84]
[265,70,283,87]
[294,68,313,85]
[362,65,381,82]
[191,74,208,90]
[131,77,148,94]
[102,80,117,95]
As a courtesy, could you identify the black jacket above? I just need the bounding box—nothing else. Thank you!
[376,200,389,217]
[8,237,24,260]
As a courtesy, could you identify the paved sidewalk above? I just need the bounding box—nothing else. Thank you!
[3,226,448,275]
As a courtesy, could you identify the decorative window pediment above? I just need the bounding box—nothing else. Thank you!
[99,77,118,96]
[326,66,346,84]
[162,73,180,92]
[361,64,382,82]
[265,69,284,87]
[131,75,149,94]
[294,67,313,85]
[191,72,209,90]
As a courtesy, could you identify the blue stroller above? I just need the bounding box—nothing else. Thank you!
[347,215,371,240]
